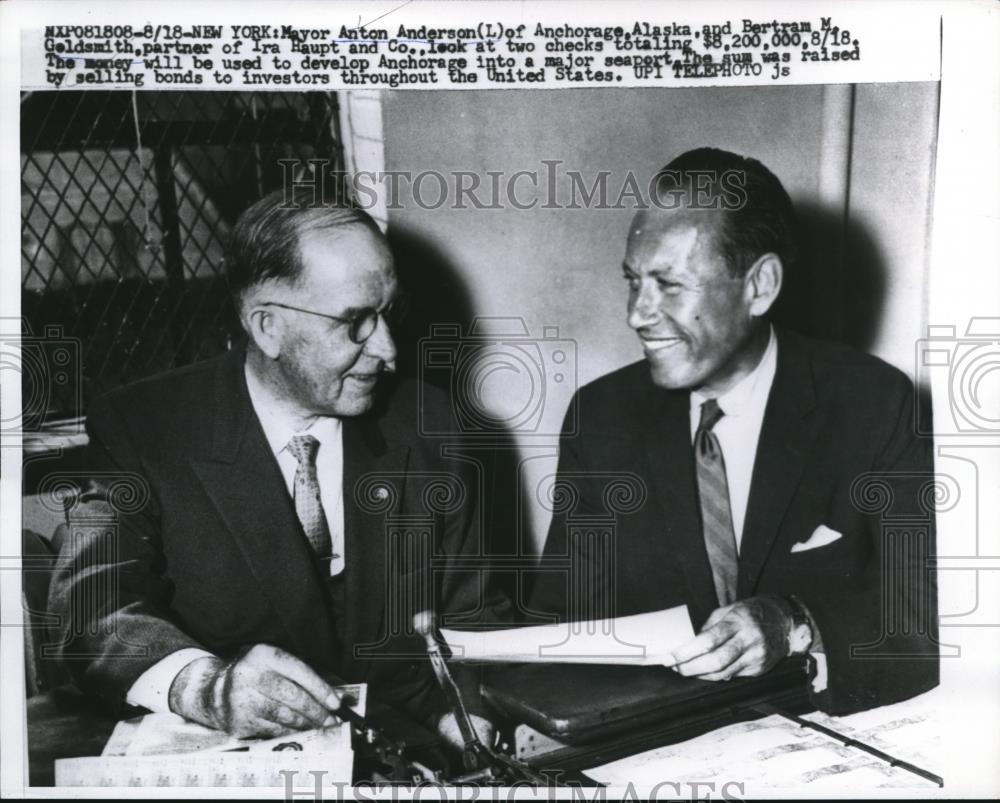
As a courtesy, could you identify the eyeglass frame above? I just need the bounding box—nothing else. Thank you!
[259,299,406,345]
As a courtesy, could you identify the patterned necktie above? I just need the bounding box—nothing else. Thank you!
[694,399,739,607]
[286,434,333,560]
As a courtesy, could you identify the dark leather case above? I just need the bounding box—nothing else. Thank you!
[482,658,810,745]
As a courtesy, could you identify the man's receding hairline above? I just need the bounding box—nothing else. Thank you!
[295,220,394,279]
[628,208,735,278]
[630,206,726,240]
[236,214,390,305]
[296,215,386,245]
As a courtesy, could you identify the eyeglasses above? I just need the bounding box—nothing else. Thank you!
[262,299,407,345]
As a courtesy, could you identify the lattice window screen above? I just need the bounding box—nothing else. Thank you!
[20,90,344,431]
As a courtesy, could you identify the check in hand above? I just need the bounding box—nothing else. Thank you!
[168,644,345,739]
[667,595,792,682]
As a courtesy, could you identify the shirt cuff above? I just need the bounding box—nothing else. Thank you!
[124,648,215,713]
[788,595,827,693]
[810,652,829,693]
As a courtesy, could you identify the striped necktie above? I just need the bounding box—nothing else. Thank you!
[286,434,333,560]
[694,399,738,607]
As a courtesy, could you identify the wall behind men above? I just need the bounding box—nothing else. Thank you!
[380,83,939,555]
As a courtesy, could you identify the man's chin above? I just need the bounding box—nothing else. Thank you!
[325,390,377,418]
[646,359,698,391]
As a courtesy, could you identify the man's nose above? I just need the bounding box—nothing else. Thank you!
[627,284,661,330]
[365,315,397,367]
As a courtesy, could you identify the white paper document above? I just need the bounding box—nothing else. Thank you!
[55,751,350,788]
[55,683,366,787]
[586,688,943,791]
[102,683,366,757]
[440,605,695,664]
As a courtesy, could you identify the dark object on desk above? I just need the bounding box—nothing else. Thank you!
[414,610,584,786]
[27,687,120,787]
[351,702,451,782]
[483,659,811,769]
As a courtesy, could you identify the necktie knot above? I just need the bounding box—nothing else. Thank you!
[699,398,725,432]
[287,434,320,466]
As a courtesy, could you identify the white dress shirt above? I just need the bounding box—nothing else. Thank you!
[686,326,827,691]
[125,364,346,712]
[244,367,346,577]
[688,326,778,552]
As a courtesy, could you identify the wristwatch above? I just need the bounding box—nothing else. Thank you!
[783,595,814,655]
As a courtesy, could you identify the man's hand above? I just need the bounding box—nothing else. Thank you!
[667,595,793,681]
[168,644,345,738]
[437,712,495,752]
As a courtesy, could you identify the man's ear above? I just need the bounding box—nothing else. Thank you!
[744,253,783,317]
[243,303,283,360]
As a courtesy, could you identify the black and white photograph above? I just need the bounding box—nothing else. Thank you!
[2,0,998,798]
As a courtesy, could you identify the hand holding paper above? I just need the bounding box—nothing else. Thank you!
[440,605,694,665]
[669,597,793,681]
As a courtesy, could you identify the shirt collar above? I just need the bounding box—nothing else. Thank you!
[244,363,342,457]
[691,325,778,417]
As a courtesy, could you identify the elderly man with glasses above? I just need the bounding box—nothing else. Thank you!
[48,189,500,749]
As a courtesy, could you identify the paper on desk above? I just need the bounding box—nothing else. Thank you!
[56,750,352,788]
[440,605,694,664]
[586,688,942,791]
[103,682,366,757]
[104,715,352,757]
[66,685,365,787]
[70,722,353,787]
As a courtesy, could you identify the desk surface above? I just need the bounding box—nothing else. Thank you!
[27,685,944,792]
[585,688,943,793]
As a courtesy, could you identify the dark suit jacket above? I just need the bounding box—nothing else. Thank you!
[529,329,939,715]
[48,347,501,726]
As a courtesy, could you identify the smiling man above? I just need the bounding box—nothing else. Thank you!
[529,148,939,714]
[48,189,496,747]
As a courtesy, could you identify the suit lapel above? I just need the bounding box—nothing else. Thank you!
[639,380,720,627]
[738,330,821,597]
[190,349,338,669]
[340,415,410,677]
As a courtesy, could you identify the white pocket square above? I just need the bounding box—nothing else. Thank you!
[791,525,843,553]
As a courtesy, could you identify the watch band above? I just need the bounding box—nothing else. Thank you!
[782,594,814,655]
